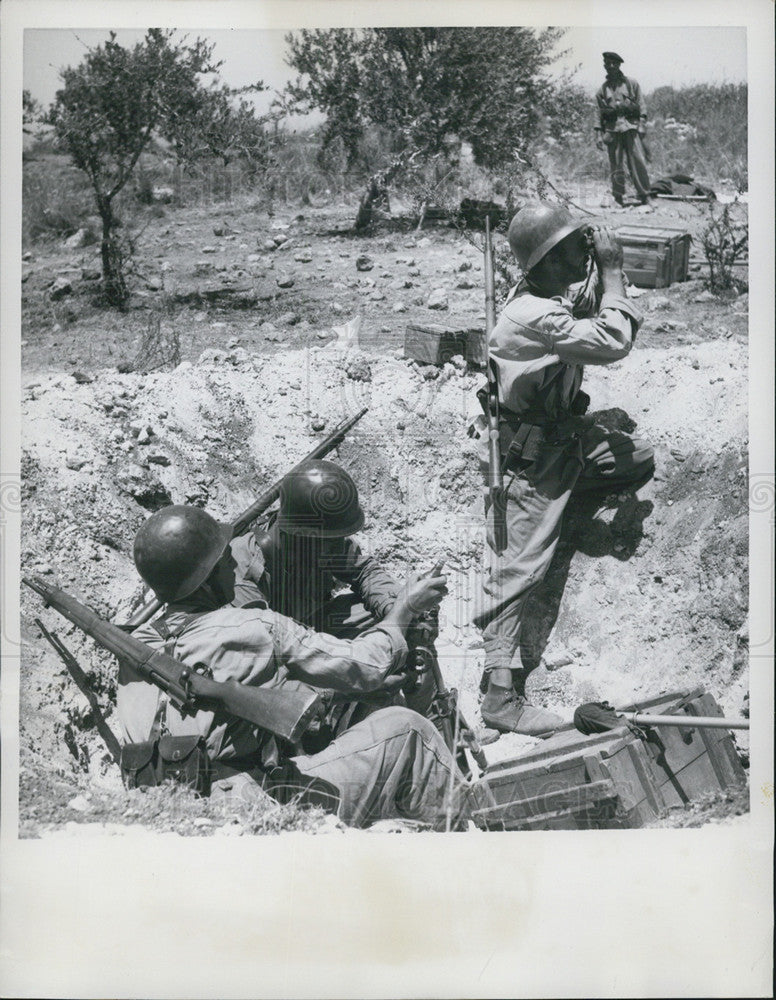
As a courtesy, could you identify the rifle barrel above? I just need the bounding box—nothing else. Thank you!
[627,712,749,731]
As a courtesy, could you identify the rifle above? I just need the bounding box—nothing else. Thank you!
[35,617,122,765]
[483,216,507,553]
[406,560,488,775]
[24,576,322,744]
[120,406,369,629]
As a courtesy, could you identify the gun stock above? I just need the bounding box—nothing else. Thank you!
[121,406,369,629]
[24,576,321,744]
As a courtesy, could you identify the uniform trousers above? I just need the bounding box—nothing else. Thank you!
[474,421,654,673]
[605,130,651,202]
[211,706,471,830]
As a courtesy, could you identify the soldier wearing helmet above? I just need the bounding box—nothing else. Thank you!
[118,504,470,829]
[470,202,654,737]
[248,459,400,635]
[595,52,652,206]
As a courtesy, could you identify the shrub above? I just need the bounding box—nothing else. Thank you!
[701,202,748,293]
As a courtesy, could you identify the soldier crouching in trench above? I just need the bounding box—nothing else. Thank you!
[117,504,471,830]
[470,202,655,738]
[228,459,437,737]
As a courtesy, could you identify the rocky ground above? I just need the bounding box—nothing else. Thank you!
[18,185,750,835]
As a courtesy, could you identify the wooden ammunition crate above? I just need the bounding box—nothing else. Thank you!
[616,224,692,288]
[471,688,746,831]
[404,323,485,367]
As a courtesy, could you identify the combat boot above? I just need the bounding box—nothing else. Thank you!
[480,685,562,738]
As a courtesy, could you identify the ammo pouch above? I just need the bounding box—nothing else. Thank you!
[120,735,211,796]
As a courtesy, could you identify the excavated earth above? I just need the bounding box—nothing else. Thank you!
[17,192,750,835]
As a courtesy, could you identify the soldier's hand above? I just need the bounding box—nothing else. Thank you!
[591,226,624,269]
[400,571,448,616]
[380,571,447,630]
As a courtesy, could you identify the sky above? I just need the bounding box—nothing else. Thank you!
[24,25,747,116]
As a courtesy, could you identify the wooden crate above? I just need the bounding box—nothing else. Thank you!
[472,727,666,830]
[617,688,747,807]
[616,224,692,288]
[404,323,485,367]
[471,688,746,831]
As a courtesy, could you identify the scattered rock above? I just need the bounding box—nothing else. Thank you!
[260,239,277,252]
[458,261,473,272]
[294,250,313,263]
[427,288,449,311]
[198,348,229,365]
[344,355,372,382]
[201,245,218,254]
[543,647,574,671]
[152,186,175,203]
[422,366,440,381]
[65,454,88,471]
[356,255,374,272]
[22,251,32,261]
[67,795,91,813]
[393,302,407,313]
[311,417,327,432]
[456,276,476,289]
[49,277,73,301]
[276,311,299,326]
[650,296,671,311]
[65,227,96,249]
[81,268,101,281]
[693,290,716,303]
[276,275,295,289]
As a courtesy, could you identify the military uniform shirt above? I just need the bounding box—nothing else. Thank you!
[116,601,408,760]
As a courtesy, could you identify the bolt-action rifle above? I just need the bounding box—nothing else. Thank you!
[120,406,369,630]
[25,576,322,744]
[483,216,507,552]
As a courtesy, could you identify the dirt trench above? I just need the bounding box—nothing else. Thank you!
[19,320,750,829]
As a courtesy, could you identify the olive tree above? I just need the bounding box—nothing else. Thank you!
[284,27,571,228]
[47,29,269,308]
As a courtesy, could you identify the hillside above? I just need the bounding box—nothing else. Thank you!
[18,190,750,834]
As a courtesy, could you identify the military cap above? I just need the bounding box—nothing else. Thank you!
[602,51,624,63]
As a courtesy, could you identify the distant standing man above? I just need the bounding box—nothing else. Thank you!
[595,52,651,206]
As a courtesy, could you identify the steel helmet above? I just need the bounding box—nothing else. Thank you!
[276,460,365,537]
[508,202,589,274]
[133,505,232,602]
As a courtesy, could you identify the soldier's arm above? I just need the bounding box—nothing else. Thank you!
[335,538,400,618]
[536,300,641,366]
[269,609,408,694]
[633,79,647,124]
